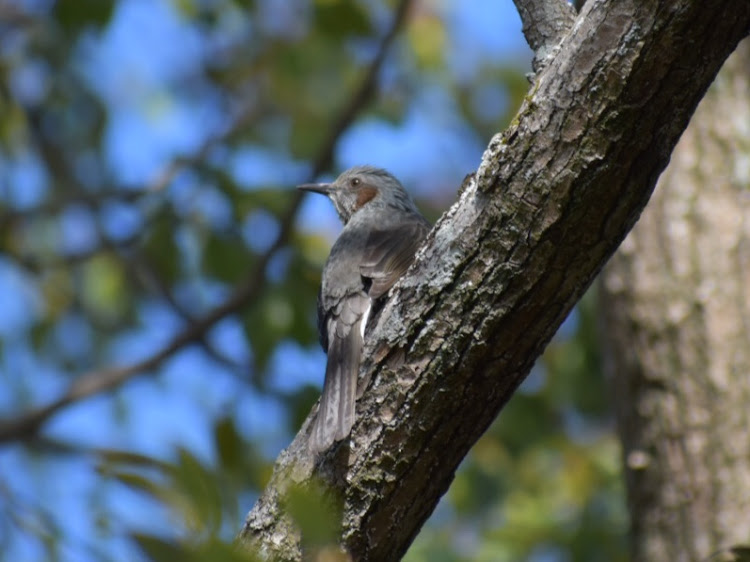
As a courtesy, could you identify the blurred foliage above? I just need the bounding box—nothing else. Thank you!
[0,0,625,561]
[98,416,268,559]
[285,479,344,549]
[405,292,627,562]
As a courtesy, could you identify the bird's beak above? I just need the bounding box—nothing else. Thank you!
[297,182,332,195]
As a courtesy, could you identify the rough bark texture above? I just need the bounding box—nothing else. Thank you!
[239,1,750,560]
[601,39,750,562]
[512,0,576,72]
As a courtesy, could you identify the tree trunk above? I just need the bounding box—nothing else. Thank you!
[239,2,750,560]
[600,39,750,562]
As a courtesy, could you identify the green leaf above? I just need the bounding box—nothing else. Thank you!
[194,537,263,562]
[407,14,446,69]
[171,448,223,534]
[279,247,320,347]
[134,533,262,562]
[107,470,164,501]
[142,214,181,284]
[132,534,193,562]
[98,449,171,471]
[54,0,116,32]
[202,233,249,283]
[232,0,256,10]
[214,416,243,472]
[80,252,130,324]
[284,480,342,547]
[243,289,294,372]
[313,0,371,39]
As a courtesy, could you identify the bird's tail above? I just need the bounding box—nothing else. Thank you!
[308,322,362,454]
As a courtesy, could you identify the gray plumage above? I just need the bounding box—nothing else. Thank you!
[298,166,430,454]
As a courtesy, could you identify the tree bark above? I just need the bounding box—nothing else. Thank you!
[239,1,750,560]
[511,0,575,73]
[601,39,750,562]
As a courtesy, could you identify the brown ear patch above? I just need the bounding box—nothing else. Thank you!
[355,186,378,208]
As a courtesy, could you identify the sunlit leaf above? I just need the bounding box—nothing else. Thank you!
[80,252,129,323]
[408,14,446,68]
[108,470,165,501]
[98,449,171,470]
[171,447,224,534]
[284,480,342,547]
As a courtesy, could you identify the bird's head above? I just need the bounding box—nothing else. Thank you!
[297,165,417,224]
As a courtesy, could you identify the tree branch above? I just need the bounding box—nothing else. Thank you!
[239,0,750,560]
[0,0,413,445]
[512,0,576,73]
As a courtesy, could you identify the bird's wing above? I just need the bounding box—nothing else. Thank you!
[316,286,328,351]
[359,219,430,299]
[309,216,429,453]
[309,291,369,454]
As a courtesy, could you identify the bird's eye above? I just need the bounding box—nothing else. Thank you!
[350,177,361,187]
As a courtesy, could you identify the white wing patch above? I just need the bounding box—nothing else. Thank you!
[360,300,372,339]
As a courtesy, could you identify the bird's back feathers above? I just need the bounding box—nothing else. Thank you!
[359,219,430,299]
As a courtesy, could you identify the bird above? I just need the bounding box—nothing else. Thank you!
[297,166,430,454]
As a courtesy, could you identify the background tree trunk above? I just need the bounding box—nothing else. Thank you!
[601,39,750,562]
